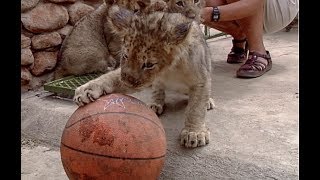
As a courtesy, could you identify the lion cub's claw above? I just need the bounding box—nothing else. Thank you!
[149,103,164,115]
[73,83,103,106]
[180,128,210,148]
[207,98,215,110]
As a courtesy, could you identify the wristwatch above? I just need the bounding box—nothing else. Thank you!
[212,7,220,22]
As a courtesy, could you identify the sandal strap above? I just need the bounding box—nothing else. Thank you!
[237,50,272,77]
[230,46,246,54]
[232,38,247,44]
[248,51,271,60]
[241,51,271,70]
[230,38,248,53]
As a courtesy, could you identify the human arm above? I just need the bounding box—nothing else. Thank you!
[201,0,264,22]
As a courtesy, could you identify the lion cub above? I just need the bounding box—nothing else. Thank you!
[54,0,166,79]
[165,0,205,22]
[74,5,214,148]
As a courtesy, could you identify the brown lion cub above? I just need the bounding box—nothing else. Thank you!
[54,0,166,79]
[73,5,214,148]
[165,0,205,22]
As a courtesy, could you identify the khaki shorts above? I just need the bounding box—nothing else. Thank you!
[264,0,299,34]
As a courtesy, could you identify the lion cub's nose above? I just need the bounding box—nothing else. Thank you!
[187,12,196,19]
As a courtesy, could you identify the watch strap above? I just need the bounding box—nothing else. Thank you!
[212,6,220,22]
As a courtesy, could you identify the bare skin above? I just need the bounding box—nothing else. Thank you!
[201,0,267,55]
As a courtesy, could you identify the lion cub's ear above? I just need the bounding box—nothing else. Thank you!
[165,22,192,45]
[174,23,191,42]
[159,13,193,45]
[108,5,134,35]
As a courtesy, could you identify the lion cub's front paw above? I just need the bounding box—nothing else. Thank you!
[73,82,104,106]
[180,128,210,148]
[207,98,215,110]
[148,103,164,115]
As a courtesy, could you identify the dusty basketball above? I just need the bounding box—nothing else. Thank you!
[60,93,166,180]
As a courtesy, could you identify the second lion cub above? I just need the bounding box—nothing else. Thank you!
[74,5,214,148]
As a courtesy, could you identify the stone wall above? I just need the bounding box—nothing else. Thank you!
[21,0,104,92]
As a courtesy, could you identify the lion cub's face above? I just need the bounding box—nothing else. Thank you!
[108,5,193,88]
[119,39,169,88]
[165,0,205,20]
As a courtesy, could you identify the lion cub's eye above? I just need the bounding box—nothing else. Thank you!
[176,1,184,7]
[194,0,199,3]
[142,62,157,70]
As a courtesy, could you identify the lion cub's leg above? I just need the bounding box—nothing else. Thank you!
[180,83,210,148]
[207,78,215,110]
[149,80,165,115]
[73,68,135,106]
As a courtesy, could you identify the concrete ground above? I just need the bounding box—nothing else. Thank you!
[21,28,299,180]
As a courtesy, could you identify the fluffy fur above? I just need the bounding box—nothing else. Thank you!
[54,0,167,79]
[73,5,214,148]
[165,0,205,22]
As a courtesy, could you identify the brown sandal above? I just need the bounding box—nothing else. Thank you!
[227,38,248,64]
[236,51,272,78]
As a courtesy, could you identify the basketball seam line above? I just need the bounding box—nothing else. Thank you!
[65,112,165,133]
[61,143,166,160]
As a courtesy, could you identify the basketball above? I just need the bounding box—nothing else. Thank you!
[60,93,167,180]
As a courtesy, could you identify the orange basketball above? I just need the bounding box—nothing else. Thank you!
[60,93,166,180]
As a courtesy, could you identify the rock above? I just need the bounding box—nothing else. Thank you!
[43,46,61,52]
[31,32,62,50]
[21,0,40,12]
[31,51,59,76]
[22,28,34,38]
[22,71,54,91]
[47,0,76,3]
[21,3,69,33]
[21,67,33,85]
[21,48,34,66]
[21,34,31,48]
[29,72,55,90]
[57,25,73,39]
[68,2,94,25]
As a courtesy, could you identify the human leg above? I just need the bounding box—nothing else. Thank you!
[202,0,245,40]
[202,0,248,63]
[227,0,272,78]
[228,0,266,54]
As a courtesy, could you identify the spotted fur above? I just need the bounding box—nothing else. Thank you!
[54,0,166,79]
[165,0,205,22]
[74,5,215,148]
